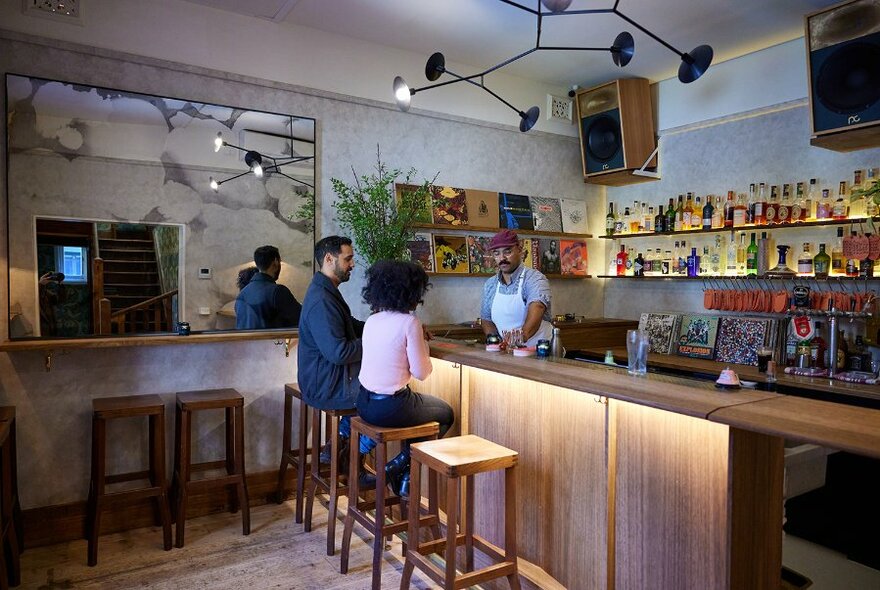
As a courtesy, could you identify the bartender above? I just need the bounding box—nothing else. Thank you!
[480,229,553,347]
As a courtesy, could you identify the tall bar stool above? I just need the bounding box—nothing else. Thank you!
[0,408,22,555]
[86,395,172,566]
[400,435,521,590]
[276,383,311,523]
[340,417,441,590]
[171,388,249,548]
[0,419,20,588]
[303,405,356,556]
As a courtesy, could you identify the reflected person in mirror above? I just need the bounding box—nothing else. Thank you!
[235,245,302,329]
[38,271,66,337]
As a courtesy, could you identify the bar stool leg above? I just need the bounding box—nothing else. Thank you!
[444,475,459,590]
[428,471,441,541]
[339,430,361,575]
[225,407,238,514]
[175,408,191,548]
[276,392,293,504]
[370,441,387,590]
[1,439,21,586]
[465,475,475,572]
[295,399,308,524]
[304,407,321,533]
[235,404,250,535]
[152,411,172,551]
[87,416,106,566]
[505,466,521,590]
[326,414,341,556]
[9,421,22,554]
[170,403,181,512]
[399,457,422,590]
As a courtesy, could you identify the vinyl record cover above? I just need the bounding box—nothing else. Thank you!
[498,193,534,230]
[530,197,563,232]
[676,315,719,359]
[406,233,434,273]
[638,313,680,354]
[395,183,433,224]
[538,238,562,275]
[467,235,496,274]
[432,234,469,274]
[560,199,589,234]
[559,239,588,276]
[714,317,769,366]
[465,190,500,229]
[521,238,540,270]
[431,185,469,226]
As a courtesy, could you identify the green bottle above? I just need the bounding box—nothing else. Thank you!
[666,197,676,233]
[813,243,831,278]
[746,232,759,276]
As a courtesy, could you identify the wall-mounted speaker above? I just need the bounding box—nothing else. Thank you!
[575,78,657,187]
[806,0,880,151]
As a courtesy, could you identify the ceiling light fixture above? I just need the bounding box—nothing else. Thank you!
[211,133,314,192]
[392,0,713,132]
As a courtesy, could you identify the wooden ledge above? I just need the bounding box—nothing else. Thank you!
[0,330,297,352]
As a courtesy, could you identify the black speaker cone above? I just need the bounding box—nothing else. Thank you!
[816,42,880,114]
[586,115,620,162]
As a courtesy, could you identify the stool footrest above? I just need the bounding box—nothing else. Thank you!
[416,532,468,556]
[105,470,151,485]
[100,486,165,503]
[453,562,517,590]
[185,474,244,493]
[191,459,229,473]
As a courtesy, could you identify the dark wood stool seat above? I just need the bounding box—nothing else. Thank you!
[341,417,441,590]
[276,384,313,523]
[400,435,521,590]
[303,404,356,556]
[0,419,21,589]
[86,394,171,567]
[171,388,249,548]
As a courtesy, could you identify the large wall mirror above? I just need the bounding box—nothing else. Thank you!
[6,74,316,339]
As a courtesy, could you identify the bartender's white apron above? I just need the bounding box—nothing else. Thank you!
[490,269,552,347]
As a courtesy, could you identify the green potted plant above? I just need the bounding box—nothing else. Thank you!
[330,146,436,265]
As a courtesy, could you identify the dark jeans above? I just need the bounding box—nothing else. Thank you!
[357,385,455,455]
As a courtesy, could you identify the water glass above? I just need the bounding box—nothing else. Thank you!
[626,329,649,375]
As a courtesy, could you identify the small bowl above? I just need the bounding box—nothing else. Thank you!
[513,347,536,357]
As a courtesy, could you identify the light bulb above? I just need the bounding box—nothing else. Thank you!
[214,133,223,152]
[209,177,219,191]
[253,164,263,178]
[392,76,412,112]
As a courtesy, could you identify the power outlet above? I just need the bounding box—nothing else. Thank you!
[546,94,573,123]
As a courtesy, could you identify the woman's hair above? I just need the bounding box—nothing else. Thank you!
[237,266,260,290]
[362,260,431,313]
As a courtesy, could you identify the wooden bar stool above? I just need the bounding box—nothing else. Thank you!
[0,420,20,588]
[0,408,22,555]
[303,405,356,556]
[340,417,441,590]
[400,435,521,590]
[275,383,312,523]
[86,394,171,567]
[171,389,249,548]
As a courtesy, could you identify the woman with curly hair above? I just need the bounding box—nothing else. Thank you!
[357,260,454,496]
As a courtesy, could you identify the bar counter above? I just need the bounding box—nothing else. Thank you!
[413,340,880,590]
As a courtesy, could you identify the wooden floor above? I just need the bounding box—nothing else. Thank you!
[16,499,434,589]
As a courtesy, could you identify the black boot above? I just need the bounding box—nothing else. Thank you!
[385,451,411,497]
[357,453,377,491]
[319,435,350,468]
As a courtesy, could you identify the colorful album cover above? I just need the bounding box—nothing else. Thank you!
[675,315,720,359]
[520,238,540,270]
[406,233,434,273]
[395,183,433,224]
[431,185,469,226]
[467,235,496,274]
[464,190,500,229]
[538,238,562,275]
[559,239,588,276]
[714,317,770,366]
[638,313,680,354]
[530,197,563,232]
[432,234,469,274]
[560,199,589,234]
[498,193,534,230]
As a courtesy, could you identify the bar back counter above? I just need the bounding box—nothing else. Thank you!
[413,339,880,590]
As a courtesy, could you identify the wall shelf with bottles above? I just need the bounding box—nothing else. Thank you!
[599,216,880,239]
[429,272,590,279]
[598,275,880,281]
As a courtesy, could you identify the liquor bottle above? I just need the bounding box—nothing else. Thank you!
[724,191,735,227]
[777,184,792,224]
[672,241,680,273]
[757,231,770,276]
[662,249,672,275]
[866,168,879,217]
[793,182,805,222]
[860,235,874,278]
[622,207,632,234]
[746,183,756,224]
[806,178,817,220]
[629,204,640,233]
[711,236,722,275]
[616,244,627,276]
[626,246,635,276]
[655,248,663,275]
[608,244,619,275]
[678,241,688,275]
[614,204,625,234]
[674,195,685,232]
[655,205,666,233]
[733,192,748,227]
[683,193,694,230]
[850,171,865,218]
[746,233,759,276]
[811,322,827,368]
[643,250,653,275]
[645,206,654,233]
[754,182,767,225]
[634,252,645,277]
[687,247,699,277]
[606,203,615,236]
[666,198,676,232]
[693,196,702,230]
[712,195,724,228]
[701,196,714,230]
[726,232,738,276]
[831,227,845,275]
[797,243,813,275]
[816,188,832,219]
[736,232,746,274]
[813,243,831,279]
[765,185,779,225]
[832,181,848,220]
[700,246,709,275]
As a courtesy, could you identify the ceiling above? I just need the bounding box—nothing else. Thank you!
[180,0,838,88]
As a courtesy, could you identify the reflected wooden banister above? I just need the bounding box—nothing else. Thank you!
[91,257,112,335]
[110,289,178,335]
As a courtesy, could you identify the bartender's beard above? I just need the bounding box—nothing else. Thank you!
[499,260,519,278]
[333,260,351,283]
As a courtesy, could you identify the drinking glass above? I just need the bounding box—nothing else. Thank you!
[756,347,774,373]
[626,329,649,375]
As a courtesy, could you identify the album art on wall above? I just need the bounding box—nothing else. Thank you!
[465,189,500,228]
[559,239,588,275]
[431,185,469,225]
[520,238,540,269]
[560,199,588,234]
[530,196,563,232]
[432,234,469,274]
[498,193,534,230]
[406,233,434,273]
[676,315,719,359]
[395,183,434,224]
[467,235,496,274]
[538,238,562,274]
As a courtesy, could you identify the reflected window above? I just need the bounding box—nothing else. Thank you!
[55,245,88,284]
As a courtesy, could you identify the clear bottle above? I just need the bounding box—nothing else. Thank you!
[629,204,640,233]
[693,197,702,230]
[746,183,756,224]
[793,182,806,222]
[736,232,747,274]
[655,248,663,276]
[712,194,724,228]
[645,206,654,233]
[700,246,709,275]
[746,233,759,276]
[816,188,832,219]
[622,207,632,234]
[609,243,619,275]
[806,178,817,220]
[683,193,694,230]
[813,243,831,278]
[797,243,813,275]
[726,232,738,276]
[672,241,680,273]
[606,203,616,236]
[614,204,625,234]
[765,185,779,225]
[850,170,865,218]
[832,181,848,220]
[724,191,735,227]
[777,184,792,225]
[754,182,767,225]
[733,192,748,227]
[711,236,722,275]
[866,168,879,217]
[678,241,688,275]
[662,249,672,275]
[626,246,635,276]
[831,227,845,275]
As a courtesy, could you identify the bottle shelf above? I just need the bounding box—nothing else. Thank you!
[598,274,880,281]
[413,223,591,240]
[600,216,880,239]
[428,272,590,279]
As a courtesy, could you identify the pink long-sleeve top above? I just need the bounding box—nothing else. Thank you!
[358,311,433,395]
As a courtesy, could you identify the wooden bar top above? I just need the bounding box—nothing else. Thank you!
[430,340,880,459]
